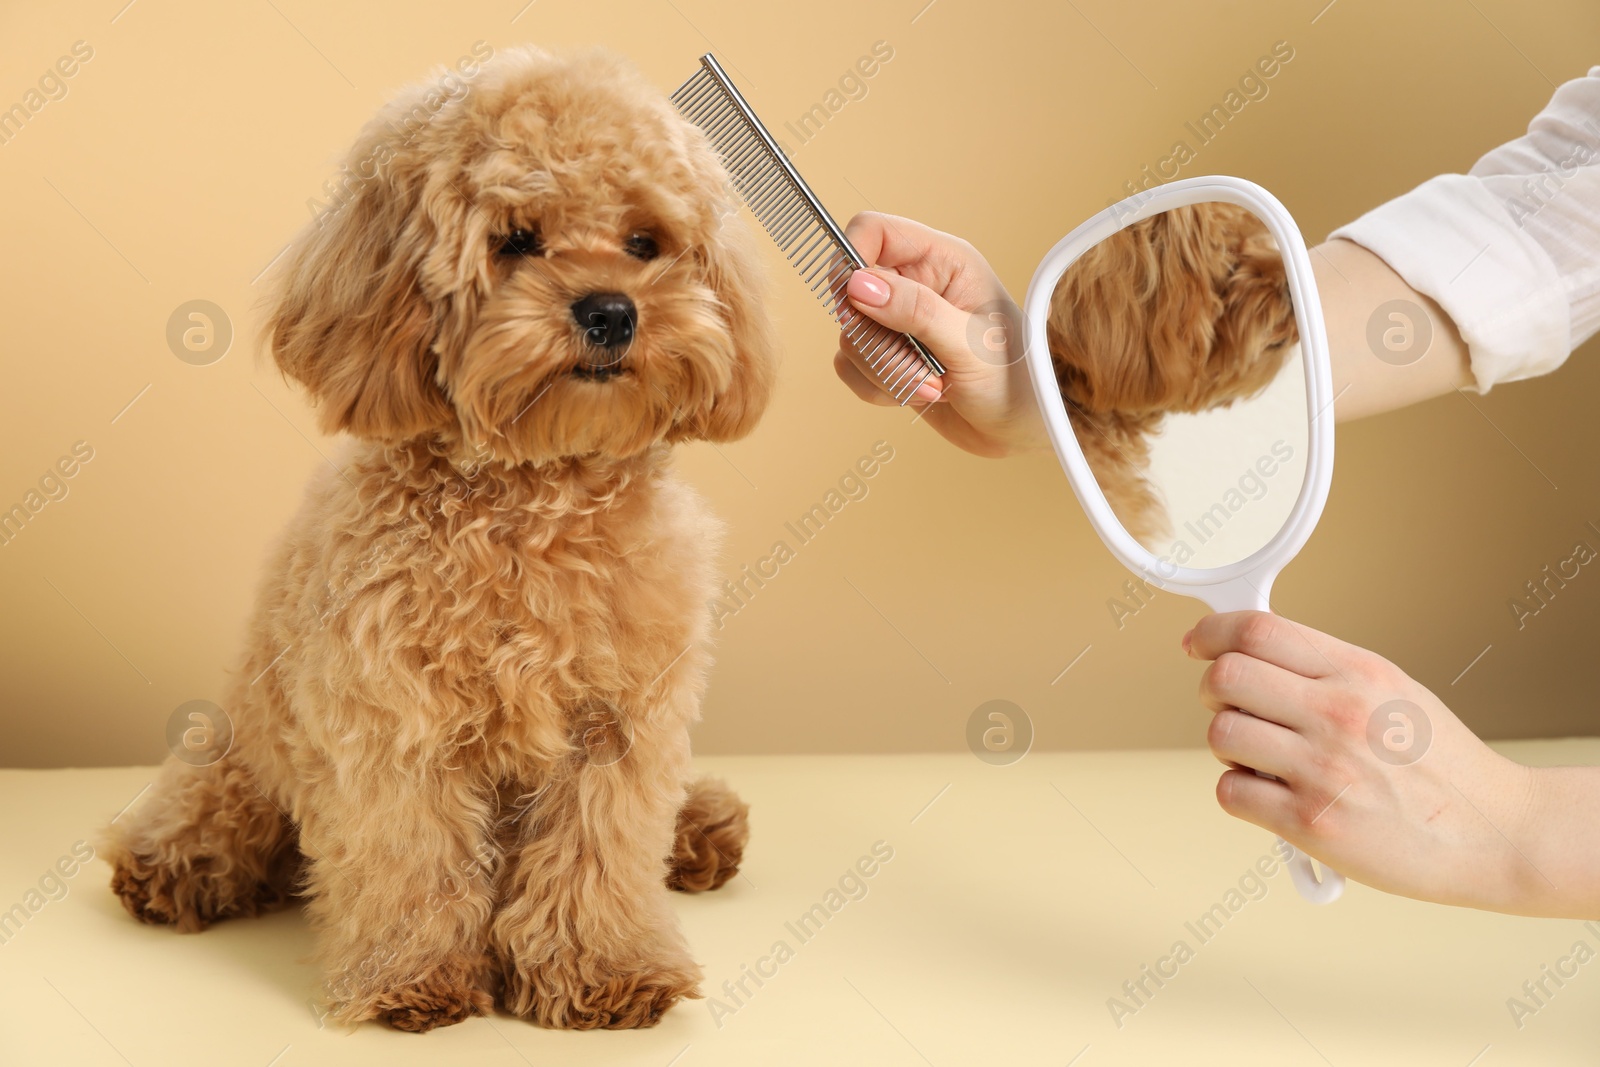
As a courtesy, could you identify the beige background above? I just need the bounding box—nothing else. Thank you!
[1142,351,1309,569]
[1,0,1597,767]
[8,743,1600,1064]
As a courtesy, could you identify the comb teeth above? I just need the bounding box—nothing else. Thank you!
[671,54,944,406]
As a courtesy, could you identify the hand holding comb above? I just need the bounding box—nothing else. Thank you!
[671,54,945,405]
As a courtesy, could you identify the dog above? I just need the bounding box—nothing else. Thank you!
[1044,202,1299,546]
[102,45,774,1033]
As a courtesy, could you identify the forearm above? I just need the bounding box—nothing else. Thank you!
[1310,238,1474,422]
[1510,764,1600,919]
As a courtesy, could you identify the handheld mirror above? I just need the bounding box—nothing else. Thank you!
[1021,176,1343,904]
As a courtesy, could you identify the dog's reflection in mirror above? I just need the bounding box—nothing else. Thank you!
[1045,202,1309,569]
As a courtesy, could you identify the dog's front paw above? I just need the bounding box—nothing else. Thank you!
[505,951,701,1029]
[374,970,493,1033]
[541,967,700,1030]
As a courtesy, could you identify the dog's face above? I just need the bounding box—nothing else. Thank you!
[264,47,776,466]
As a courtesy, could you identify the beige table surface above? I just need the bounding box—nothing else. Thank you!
[3,743,1599,1066]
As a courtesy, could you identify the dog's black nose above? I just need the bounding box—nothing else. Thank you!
[571,292,636,350]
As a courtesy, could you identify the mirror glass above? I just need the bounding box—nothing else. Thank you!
[1044,201,1309,570]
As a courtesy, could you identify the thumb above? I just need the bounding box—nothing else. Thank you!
[843,268,974,373]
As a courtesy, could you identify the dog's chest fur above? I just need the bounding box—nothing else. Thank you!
[256,439,721,781]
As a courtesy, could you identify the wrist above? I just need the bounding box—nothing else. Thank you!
[1494,758,1556,915]
[1003,366,1051,455]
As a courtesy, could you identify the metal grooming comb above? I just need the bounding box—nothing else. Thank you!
[671,53,945,405]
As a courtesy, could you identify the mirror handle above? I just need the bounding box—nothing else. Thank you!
[1278,837,1346,904]
[1209,579,1348,904]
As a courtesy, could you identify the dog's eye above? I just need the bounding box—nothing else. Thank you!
[497,228,542,258]
[624,232,659,261]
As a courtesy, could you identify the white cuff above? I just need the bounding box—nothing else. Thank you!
[1329,173,1571,392]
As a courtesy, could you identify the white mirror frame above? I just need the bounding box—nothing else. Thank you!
[1022,175,1335,616]
[1022,175,1344,905]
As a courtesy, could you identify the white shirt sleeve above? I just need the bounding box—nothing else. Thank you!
[1329,66,1600,392]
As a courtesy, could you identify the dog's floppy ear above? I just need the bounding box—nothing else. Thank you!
[261,88,456,442]
[1211,216,1299,400]
[1045,204,1296,417]
[681,213,779,442]
[1046,207,1224,416]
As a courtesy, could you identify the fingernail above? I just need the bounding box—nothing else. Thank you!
[912,381,941,402]
[1181,630,1193,655]
[848,270,891,307]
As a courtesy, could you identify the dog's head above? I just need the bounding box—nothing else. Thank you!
[1045,202,1297,418]
[263,46,776,467]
